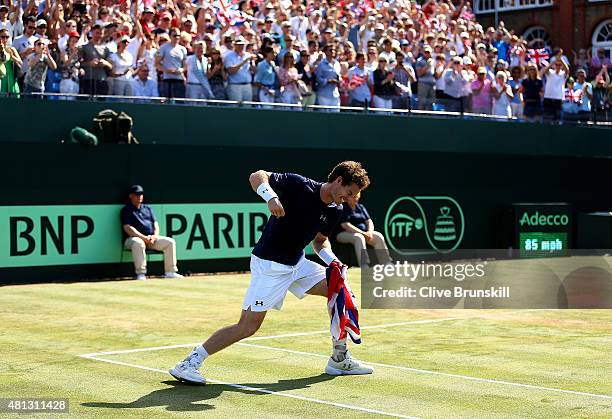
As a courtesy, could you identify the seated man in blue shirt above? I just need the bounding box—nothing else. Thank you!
[335,191,390,266]
[120,185,183,280]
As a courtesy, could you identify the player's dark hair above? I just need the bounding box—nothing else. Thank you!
[328,161,370,189]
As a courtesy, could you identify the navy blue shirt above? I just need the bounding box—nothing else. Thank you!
[120,204,156,239]
[252,173,343,266]
[340,202,371,232]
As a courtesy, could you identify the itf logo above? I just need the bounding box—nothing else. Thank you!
[384,196,465,254]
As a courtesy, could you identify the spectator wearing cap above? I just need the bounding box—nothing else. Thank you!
[519,63,544,122]
[58,20,80,53]
[315,44,341,109]
[155,28,187,98]
[109,35,134,96]
[186,40,214,100]
[78,24,112,95]
[253,46,277,105]
[59,31,83,95]
[0,28,21,95]
[24,38,57,94]
[416,46,435,110]
[471,66,492,115]
[157,11,173,32]
[224,36,255,102]
[35,19,48,40]
[372,55,395,110]
[131,63,159,98]
[348,52,371,107]
[574,69,592,120]
[443,56,468,113]
[121,185,183,281]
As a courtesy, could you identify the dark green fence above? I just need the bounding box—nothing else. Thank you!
[0,98,611,283]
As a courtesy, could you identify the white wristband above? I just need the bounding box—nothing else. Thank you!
[318,247,338,266]
[256,183,278,203]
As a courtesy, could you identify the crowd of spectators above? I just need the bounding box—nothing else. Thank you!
[0,0,611,121]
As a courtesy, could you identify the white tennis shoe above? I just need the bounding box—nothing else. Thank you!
[325,352,374,375]
[169,356,206,384]
[164,272,184,279]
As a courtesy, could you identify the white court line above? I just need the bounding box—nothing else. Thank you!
[80,354,418,419]
[236,342,612,401]
[80,311,535,357]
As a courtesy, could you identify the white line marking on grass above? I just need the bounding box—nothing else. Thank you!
[236,343,612,401]
[80,355,418,419]
[80,310,544,357]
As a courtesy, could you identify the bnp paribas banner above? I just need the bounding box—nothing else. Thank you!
[0,204,270,268]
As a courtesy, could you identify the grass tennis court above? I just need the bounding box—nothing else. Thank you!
[0,270,610,418]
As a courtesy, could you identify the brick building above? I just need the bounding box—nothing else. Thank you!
[474,0,612,58]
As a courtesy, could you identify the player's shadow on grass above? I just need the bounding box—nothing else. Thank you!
[82,373,336,412]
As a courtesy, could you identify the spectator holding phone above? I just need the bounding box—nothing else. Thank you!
[24,39,57,94]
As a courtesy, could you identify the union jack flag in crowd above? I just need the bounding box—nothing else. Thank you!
[212,0,247,26]
[527,48,550,67]
[327,261,361,344]
[349,74,366,89]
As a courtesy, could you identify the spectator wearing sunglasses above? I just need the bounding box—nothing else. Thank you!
[155,28,187,98]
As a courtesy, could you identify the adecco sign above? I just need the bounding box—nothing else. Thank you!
[0,203,269,268]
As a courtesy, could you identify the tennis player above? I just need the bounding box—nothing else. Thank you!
[169,161,373,384]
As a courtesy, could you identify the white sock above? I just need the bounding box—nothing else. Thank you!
[187,345,209,368]
[332,338,348,362]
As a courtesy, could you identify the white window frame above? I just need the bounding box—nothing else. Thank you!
[474,0,553,14]
[592,19,612,59]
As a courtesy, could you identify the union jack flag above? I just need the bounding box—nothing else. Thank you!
[349,73,366,88]
[565,88,583,104]
[459,7,475,21]
[327,261,361,344]
[212,0,247,26]
[528,48,550,67]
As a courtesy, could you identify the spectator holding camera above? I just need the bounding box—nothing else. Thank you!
[24,38,57,94]
[59,31,82,95]
[78,24,112,95]
[0,28,21,95]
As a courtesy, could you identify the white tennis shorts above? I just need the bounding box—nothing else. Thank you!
[243,254,326,311]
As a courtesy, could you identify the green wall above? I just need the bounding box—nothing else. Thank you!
[0,98,611,283]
